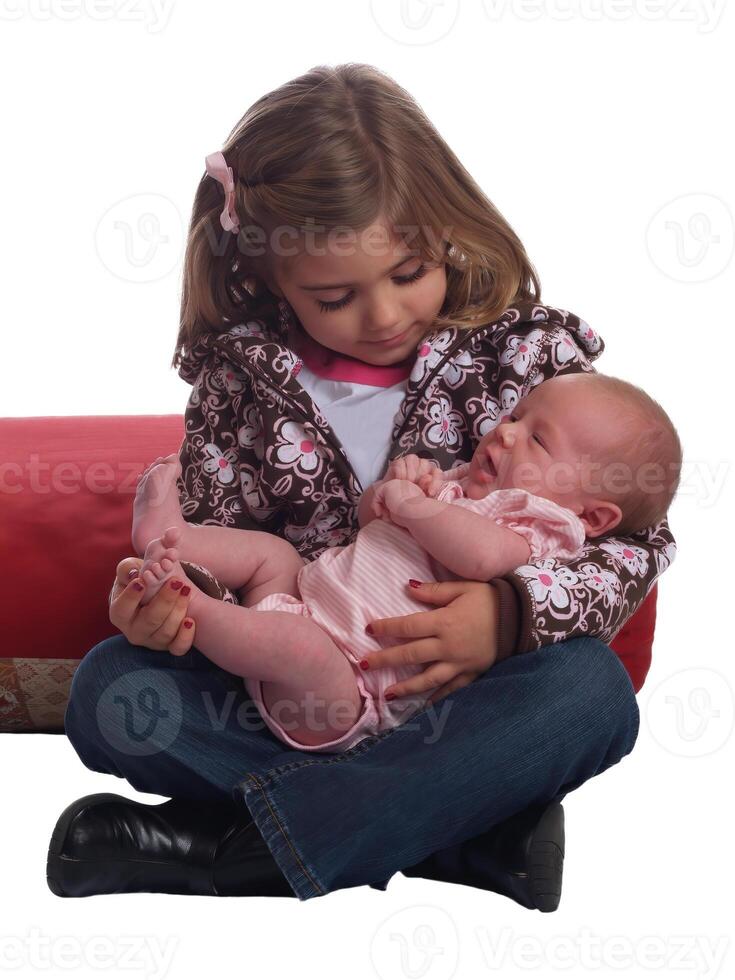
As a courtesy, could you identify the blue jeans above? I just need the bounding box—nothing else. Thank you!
[63,634,640,901]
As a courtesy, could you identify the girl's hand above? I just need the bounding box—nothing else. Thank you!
[362,580,500,704]
[109,557,196,657]
[384,453,440,486]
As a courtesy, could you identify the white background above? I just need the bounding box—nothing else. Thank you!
[2,1,734,979]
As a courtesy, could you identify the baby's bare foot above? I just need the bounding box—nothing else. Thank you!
[132,453,187,558]
[137,527,191,606]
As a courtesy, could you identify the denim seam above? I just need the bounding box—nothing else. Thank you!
[245,773,324,896]
[243,726,398,780]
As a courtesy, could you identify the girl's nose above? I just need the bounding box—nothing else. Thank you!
[366,286,401,333]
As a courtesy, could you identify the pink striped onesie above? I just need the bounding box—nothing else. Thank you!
[245,470,586,754]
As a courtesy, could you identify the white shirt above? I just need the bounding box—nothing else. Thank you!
[295,361,408,492]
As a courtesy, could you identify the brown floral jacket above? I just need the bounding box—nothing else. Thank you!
[175,298,677,660]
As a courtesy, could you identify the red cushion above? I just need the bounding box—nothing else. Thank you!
[2,414,185,662]
[0,413,657,729]
[609,584,657,694]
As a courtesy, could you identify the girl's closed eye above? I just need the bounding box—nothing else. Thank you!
[317,263,429,313]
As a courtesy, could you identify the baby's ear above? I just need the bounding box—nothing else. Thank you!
[581,500,623,538]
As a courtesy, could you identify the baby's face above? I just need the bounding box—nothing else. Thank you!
[466,375,606,509]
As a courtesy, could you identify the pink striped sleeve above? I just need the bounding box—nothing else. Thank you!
[447,487,587,562]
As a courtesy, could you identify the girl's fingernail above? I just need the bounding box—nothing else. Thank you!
[183,619,193,629]
[408,579,422,588]
[132,581,144,592]
[127,568,139,579]
[385,693,396,701]
[359,659,370,670]
[170,580,183,590]
[180,586,191,597]
[364,624,374,635]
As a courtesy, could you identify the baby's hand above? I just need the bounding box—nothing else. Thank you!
[417,471,444,498]
[372,478,426,526]
[384,453,440,486]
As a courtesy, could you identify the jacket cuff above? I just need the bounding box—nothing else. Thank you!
[488,577,523,662]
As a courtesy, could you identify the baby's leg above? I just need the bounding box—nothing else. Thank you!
[132,453,301,601]
[180,574,364,747]
[199,600,365,747]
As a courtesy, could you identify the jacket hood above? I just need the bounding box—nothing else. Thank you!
[176,299,290,385]
[176,299,604,386]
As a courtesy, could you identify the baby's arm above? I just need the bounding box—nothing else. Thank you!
[380,479,532,581]
[357,454,443,529]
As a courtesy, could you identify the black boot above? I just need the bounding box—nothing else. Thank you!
[46,794,295,898]
[401,801,565,912]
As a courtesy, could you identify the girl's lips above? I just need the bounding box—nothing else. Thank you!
[367,326,410,346]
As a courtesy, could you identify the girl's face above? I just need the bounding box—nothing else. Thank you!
[261,215,448,364]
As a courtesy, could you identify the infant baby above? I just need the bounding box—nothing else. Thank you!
[128,371,681,754]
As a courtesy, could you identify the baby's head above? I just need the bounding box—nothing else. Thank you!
[466,372,682,538]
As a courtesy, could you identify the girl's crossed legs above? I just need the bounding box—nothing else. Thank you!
[130,454,365,748]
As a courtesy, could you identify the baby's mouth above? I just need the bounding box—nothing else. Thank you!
[476,453,497,481]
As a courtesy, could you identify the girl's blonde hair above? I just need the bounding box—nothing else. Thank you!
[172,63,541,372]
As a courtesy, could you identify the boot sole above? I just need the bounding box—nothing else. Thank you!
[527,801,565,913]
[47,793,155,898]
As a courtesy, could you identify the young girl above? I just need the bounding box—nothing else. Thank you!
[128,371,681,754]
[55,64,676,909]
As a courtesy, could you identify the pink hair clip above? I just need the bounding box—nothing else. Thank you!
[205,151,239,233]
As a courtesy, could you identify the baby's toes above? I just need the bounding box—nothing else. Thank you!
[140,567,159,588]
[161,526,182,548]
[159,548,179,572]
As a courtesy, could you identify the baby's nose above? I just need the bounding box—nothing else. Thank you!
[497,424,514,447]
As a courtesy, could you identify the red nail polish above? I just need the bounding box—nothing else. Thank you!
[385,693,396,701]
[180,586,191,597]
[408,579,422,588]
[132,582,143,592]
[359,660,370,670]
[170,580,183,590]
[183,619,193,629]
[364,624,374,635]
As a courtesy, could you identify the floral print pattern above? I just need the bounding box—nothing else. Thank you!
[175,299,677,651]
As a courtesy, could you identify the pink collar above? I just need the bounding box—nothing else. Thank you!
[291,327,413,387]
